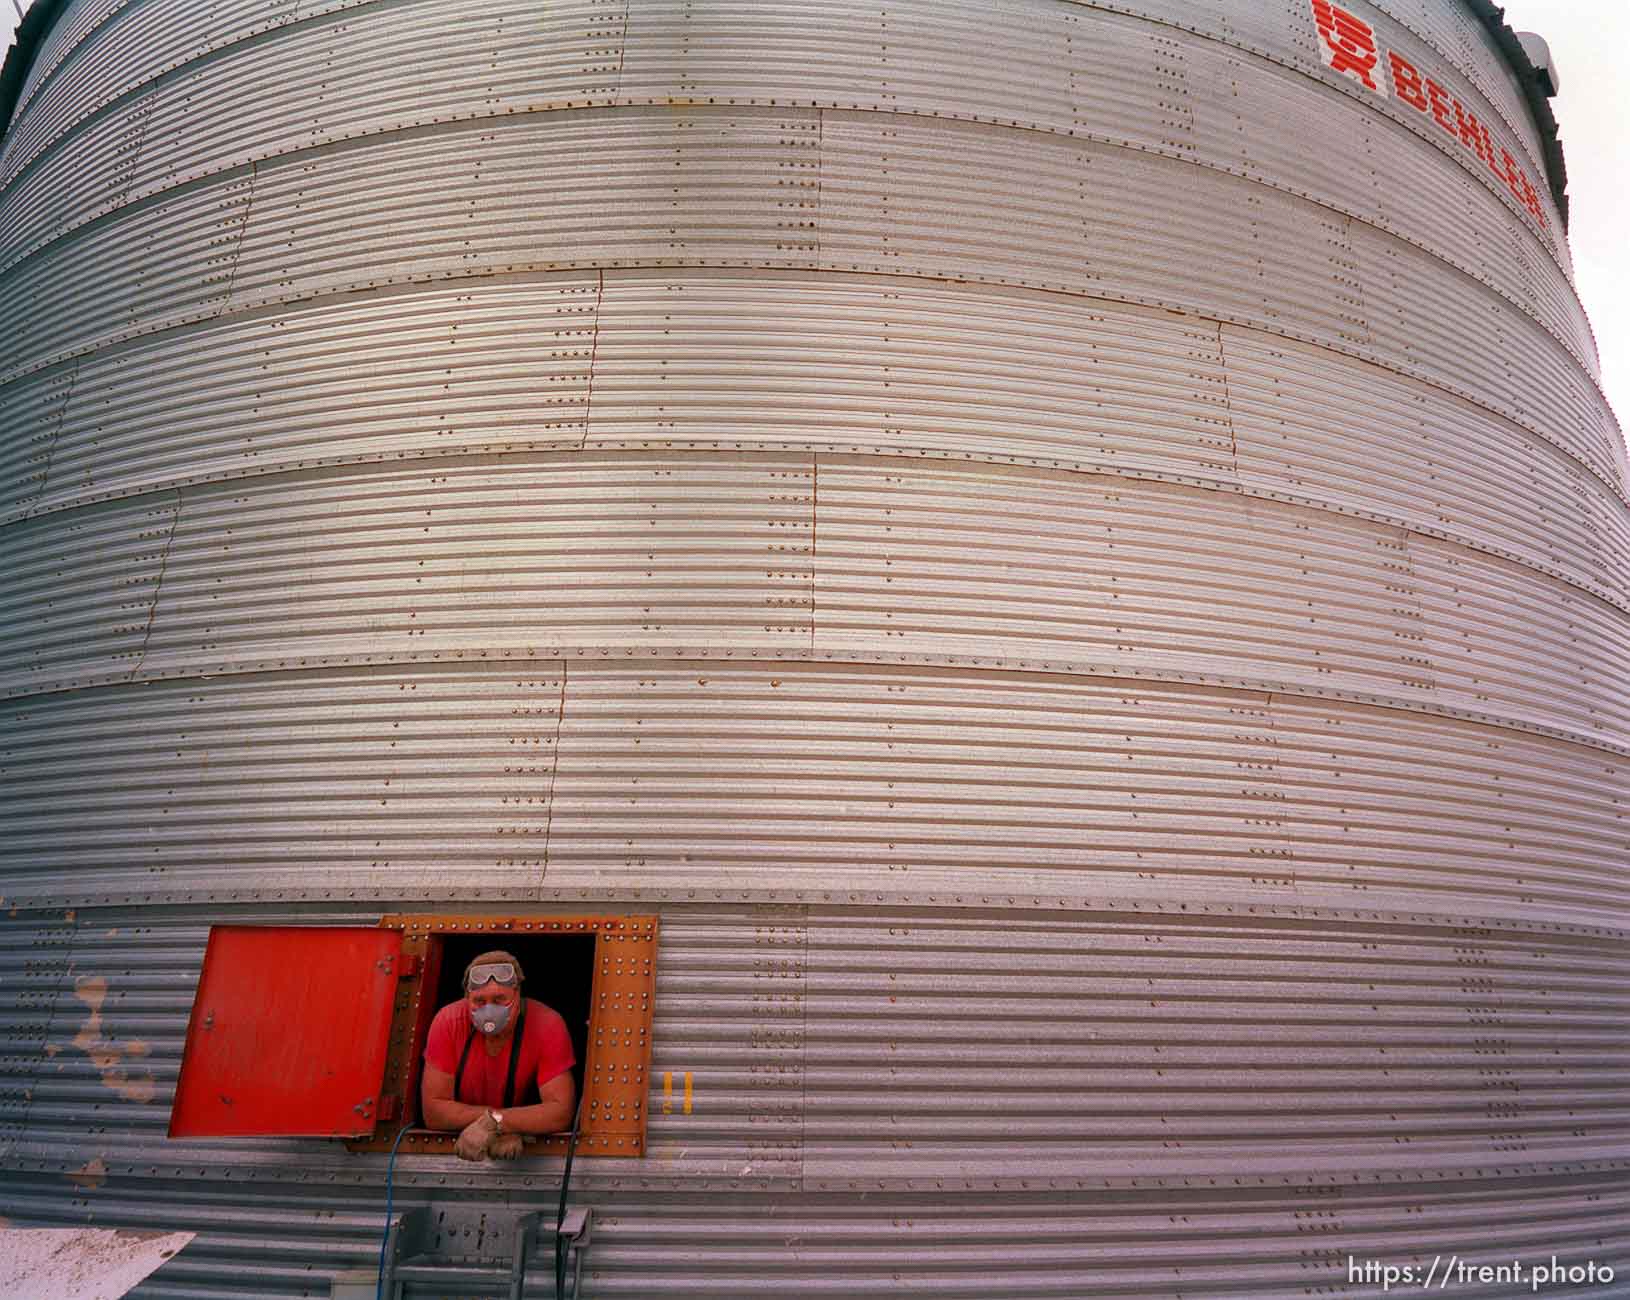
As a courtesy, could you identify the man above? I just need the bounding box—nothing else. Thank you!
[420,949,576,1161]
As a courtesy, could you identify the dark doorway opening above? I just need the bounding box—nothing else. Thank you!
[428,933,596,1112]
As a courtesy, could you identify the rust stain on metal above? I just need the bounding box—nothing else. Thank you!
[65,1158,106,1191]
[71,976,156,1103]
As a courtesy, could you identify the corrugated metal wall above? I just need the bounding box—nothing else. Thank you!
[3,899,1628,1295]
[1,0,1626,1295]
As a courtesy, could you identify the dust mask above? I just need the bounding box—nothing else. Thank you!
[471,1001,513,1036]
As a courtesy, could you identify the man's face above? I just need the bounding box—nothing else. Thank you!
[466,978,519,1015]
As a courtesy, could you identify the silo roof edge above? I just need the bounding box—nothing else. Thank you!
[1462,0,1569,227]
[0,0,71,151]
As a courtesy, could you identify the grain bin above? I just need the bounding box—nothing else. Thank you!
[1,0,1626,1295]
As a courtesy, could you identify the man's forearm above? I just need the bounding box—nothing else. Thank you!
[493,1097,573,1135]
[422,1096,573,1135]
[423,1097,489,1131]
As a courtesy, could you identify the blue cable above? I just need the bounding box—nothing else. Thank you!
[376,1124,415,1300]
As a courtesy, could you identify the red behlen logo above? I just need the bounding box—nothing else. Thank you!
[1311,0,1387,95]
[1306,0,1548,228]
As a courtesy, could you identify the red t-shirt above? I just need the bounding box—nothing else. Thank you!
[425,998,575,1108]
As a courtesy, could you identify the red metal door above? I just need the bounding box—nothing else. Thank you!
[169,926,404,1138]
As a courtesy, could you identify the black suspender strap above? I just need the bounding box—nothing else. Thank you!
[453,999,529,1109]
[502,999,528,1111]
[453,1025,477,1103]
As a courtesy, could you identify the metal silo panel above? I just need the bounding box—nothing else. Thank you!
[0,84,157,270]
[20,276,599,514]
[1,0,638,267]
[615,0,902,111]
[0,665,568,898]
[586,270,1238,478]
[1,0,311,186]
[534,664,1630,926]
[1,899,1627,1293]
[1263,695,1627,924]
[9,96,1590,482]
[819,111,1331,320]
[1196,48,1592,371]
[809,457,1423,692]
[1411,538,1630,743]
[1374,0,1548,178]
[135,453,817,679]
[0,172,254,380]
[632,0,1585,366]
[1221,327,1630,609]
[873,0,1086,126]
[794,911,1629,1180]
[0,487,176,695]
[12,446,1630,809]
[0,911,76,1162]
[1313,0,1551,211]
[224,107,823,313]
[119,0,629,211]
[1345,221,1620,483]
[1368,0,1550,171]
[544,665,1293,898]
[3,0,1629,1293]
[1114,0,1562,253]
[0,361,77,517]
[5,652,1618,918]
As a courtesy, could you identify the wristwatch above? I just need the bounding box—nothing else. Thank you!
[489,1110,504,1131]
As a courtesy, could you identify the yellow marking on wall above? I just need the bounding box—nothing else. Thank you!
[683,1071,693,1114]
[72,975,156,1103]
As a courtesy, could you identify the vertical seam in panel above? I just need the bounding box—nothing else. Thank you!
[798,905,809,1192]
[1391,527,1438,696]
[814,108,824,263]
[1216,323,1240,480]
[109,85,157,213]
[581,269,604,451]
[809,454,819,653]
[538,660,569,891]
[129,486,181,679]
[1339,215,1373,351]
[28,356,79,514]
[17,913,81,1163]
[1258,692,1296,893]
[612,0,630,103]
[216,161,258,317]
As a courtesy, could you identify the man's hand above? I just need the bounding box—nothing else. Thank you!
[488,1133,524,1160]
[455,1110,499,1162]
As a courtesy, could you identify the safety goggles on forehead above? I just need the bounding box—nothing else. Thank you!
[464,961,519,989]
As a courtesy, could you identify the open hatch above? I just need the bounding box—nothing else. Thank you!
[169,914,657,1156]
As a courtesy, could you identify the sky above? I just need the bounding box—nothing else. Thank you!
[0,2,1624,430]
[1497,0,1629,430]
